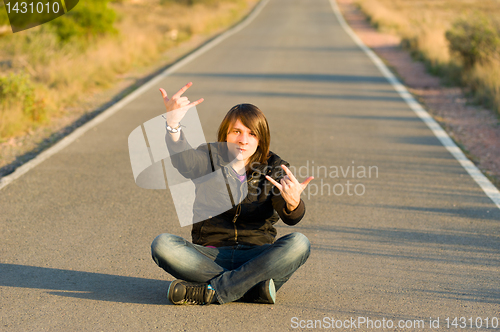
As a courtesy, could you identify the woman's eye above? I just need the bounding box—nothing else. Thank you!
[250,133,256,136]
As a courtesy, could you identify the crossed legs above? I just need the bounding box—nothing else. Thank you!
[151,232,310,304]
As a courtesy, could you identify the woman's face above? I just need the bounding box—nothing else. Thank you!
[226,118,259,165]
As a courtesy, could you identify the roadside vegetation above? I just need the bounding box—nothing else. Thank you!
[0,0,256,140]
[354,0,500,116]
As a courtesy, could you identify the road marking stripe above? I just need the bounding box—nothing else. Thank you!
[0,0,271,191]
[329,0,500,210]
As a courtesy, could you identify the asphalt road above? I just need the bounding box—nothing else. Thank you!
[1,0,499,330]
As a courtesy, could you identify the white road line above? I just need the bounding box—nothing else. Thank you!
[0,0,271,191]
[329,0,500,210]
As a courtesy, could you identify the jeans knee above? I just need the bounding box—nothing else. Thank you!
[151,233,183,261]
[290,232,311,255]
[280,232,311,261]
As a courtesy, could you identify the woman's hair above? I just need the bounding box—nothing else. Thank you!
[217,103,270,166]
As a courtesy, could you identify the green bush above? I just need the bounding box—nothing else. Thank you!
[48,0,117,43]
[400,36,462,86]
[0,72,44,122]
[445,13,500,69]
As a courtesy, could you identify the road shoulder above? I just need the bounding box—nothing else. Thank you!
[337,0,500,189]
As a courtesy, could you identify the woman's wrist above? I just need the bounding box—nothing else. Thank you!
[286,202,299,212]
[167,122,180,128]
[162,113,180,129]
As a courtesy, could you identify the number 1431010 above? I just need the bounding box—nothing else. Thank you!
[445,317,499,329]
[5,2,61,14]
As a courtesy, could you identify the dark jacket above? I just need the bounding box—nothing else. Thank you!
[166,131,306,247]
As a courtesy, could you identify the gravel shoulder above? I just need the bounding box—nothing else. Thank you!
[337,0,500,189]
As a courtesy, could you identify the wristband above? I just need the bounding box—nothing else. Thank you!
[166,123,181,133]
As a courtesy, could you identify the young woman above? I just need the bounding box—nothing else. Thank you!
[151,82,313,305]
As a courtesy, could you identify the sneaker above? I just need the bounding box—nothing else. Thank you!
[241,279,276,304]
[167,279,216,305]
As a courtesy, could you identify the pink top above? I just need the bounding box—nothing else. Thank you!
[230,167,246,183]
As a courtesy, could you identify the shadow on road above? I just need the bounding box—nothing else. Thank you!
[0,264,171,305]
[295,223,500,263]
[229,90,403,102]
[286,223,500,305]
[173,72,388,84]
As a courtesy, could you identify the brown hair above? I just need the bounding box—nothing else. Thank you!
[217,104,270,166]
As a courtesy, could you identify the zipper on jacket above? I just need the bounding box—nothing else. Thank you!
[232,204,241,242]
[232,204,241,223]
[229,168,251,243]
[232,180,246,220]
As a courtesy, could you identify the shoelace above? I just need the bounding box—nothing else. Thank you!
[184,284,208,304]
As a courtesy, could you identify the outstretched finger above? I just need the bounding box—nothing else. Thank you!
[188,98,204,107]
[172,82,193,99]
[159,88,168,99]
[300,176,314,188]
[265,175,283,191]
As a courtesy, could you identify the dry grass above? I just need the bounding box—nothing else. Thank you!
[354,0,461,63]
[467,59,500,111]
[0,0,257,140]
[354,0,500,113]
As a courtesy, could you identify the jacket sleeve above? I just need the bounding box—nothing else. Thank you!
[269,161,306,225]
[165,131,213,179]
[272,194,306,226]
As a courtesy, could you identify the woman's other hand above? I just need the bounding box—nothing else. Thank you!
[265,165,314,211]
[160,82,204,126]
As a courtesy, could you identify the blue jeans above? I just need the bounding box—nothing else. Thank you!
[151,232,311,304]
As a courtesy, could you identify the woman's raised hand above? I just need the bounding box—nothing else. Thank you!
[160,82,204,126]
[265,165,314,211]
